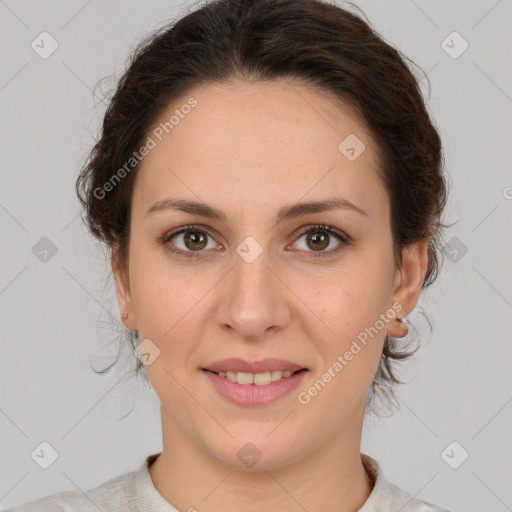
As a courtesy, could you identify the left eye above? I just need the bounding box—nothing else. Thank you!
[292,224,347,257]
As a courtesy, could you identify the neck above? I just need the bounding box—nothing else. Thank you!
[149,405,373,512]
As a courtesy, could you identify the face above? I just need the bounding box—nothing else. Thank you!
[113,79,426,470]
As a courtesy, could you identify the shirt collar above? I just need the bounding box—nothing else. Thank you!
[129,451,391,511]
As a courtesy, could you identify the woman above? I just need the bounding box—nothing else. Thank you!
[7,0,451,510]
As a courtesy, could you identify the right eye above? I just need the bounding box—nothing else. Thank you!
[162,225,220,258]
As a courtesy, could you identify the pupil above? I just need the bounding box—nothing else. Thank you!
[308,232,328,251]
[186,231,206,250]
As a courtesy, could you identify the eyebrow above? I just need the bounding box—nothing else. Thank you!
[146,195,368,225]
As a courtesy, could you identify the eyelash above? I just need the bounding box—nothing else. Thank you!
[161,223,349,259]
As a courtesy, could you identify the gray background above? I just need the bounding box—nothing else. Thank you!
[1,1,511,511]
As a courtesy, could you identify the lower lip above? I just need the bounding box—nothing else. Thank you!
[202,369,308,406]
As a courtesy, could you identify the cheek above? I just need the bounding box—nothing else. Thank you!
[128,245,213,365]
[131,269,170,336]
[296,247,395,405]
[302,253,395,342]
[295,267,392,422]
[128,241,183,343]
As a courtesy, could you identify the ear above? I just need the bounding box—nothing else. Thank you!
[111,245,138,331]
[387,239,428,338]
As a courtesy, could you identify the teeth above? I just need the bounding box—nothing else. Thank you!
[270,370,282,381]
[217,370,297,385]
[254,372,272,385]
[237,372,254,385]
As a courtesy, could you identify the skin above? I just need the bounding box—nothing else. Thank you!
[112,78,428,511]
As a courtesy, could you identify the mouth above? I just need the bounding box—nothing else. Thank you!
[202,368,307,386]
[201,358,308,405]
[202,366,309,406]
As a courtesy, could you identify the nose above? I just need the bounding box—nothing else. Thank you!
[215,244,291,341]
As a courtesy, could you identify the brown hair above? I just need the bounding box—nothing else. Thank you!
[77,0,448,411]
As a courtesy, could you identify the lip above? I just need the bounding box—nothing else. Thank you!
[203,368,308,406]
[203,358,306,374]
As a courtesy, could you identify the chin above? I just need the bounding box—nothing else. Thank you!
[203,426,309,472]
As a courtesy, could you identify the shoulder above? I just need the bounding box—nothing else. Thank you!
[384,480,452,512]
[361,453,452,512]
[4,470,135,512]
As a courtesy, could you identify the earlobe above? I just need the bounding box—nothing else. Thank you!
[387,240,428,338]
[388,316,409,338]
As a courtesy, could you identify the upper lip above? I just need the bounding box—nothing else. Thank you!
[203,358,307,374]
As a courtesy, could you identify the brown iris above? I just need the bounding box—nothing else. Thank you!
[184,230,208,251]
[306,231,329,251]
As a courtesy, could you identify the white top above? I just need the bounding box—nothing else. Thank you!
[5,452,451,511]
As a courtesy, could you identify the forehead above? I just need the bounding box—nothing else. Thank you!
[133,79,387,221]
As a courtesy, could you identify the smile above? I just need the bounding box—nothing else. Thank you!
[206,369,300,386]
[202,368,308,406]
